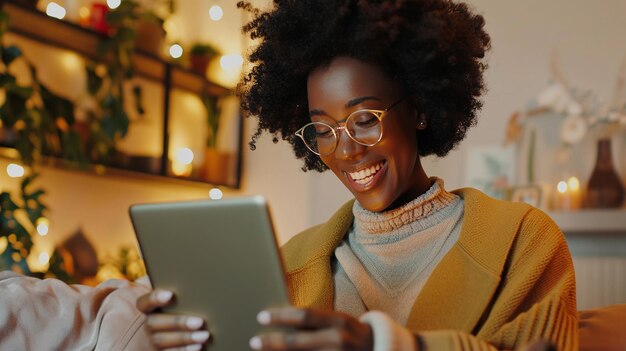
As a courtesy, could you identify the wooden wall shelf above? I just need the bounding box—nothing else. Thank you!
[2,1,230,96]
[0,0,243,188]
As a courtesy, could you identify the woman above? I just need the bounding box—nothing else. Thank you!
[137,0,578,350]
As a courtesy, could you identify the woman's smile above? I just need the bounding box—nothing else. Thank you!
[343,160,387,191]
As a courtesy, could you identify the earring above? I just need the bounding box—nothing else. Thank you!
[417,115,428,129]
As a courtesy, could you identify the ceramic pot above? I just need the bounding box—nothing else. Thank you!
[586,138,625,208]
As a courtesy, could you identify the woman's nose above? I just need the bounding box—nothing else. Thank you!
[334,128,364,160]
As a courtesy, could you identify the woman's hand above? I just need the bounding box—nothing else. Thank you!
[136,289,210,350]
[249,307,373,351]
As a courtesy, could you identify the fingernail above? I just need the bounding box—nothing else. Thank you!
[191,330,210,343]
[257,310,271,325]
[186,316,204,330]
[156,290,173,303]
[249,336,262,350]
[185,345,202,351]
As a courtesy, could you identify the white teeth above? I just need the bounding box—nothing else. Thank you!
[349,162,384,181]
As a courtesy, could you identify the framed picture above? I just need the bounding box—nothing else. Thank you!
[464,145,516,199]
[508,185,543,208]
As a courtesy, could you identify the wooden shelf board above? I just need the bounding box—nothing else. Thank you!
[548,209,626,234]
[2,1,230,96]
[0,146,235,189]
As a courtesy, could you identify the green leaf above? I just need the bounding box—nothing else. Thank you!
[2,45,22,66]
[86,65,103,95]
[0,11,10,38]
[7,85,33,99]
[0,73,17,87]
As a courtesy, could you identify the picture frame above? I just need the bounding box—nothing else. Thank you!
[507,184,544,208]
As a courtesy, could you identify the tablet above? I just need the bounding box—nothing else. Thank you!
[129,196,291,351]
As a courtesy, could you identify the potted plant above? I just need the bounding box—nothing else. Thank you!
[189,42,220,76]
[201,94,229,184]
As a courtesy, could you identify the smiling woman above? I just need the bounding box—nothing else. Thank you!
[137,1,579,350]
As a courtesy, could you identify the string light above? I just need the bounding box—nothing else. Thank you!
[6,163,25,178]
[38,252,50,265]
[36,218,50,236]
[169,44,184,59]
[46,2,66,19]
[219,54,243,70]
[209,5,223,21]
[209,188,223,200]
[171,147,194,176]
[107,0,121,9]
[176,147,194,165]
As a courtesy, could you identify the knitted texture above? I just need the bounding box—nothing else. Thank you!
[333,178,464,324]
[353,178,457,235]
[282,188,579,350]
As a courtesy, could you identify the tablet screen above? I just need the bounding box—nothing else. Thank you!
[130,196,291,351]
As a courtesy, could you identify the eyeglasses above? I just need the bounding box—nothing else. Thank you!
[295,96,405,156]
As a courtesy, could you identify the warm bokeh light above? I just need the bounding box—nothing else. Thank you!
[219,54,244,70]
[60,52,83,74]
[38,252,50,265]
[209,5,224,21]
[79,6,90,20]
[46,2,66,19]
[7,163,25,178]
[176,147,194,165]
[169,44,184,59]
[557,181,568,194]
[107,0,121,9]
[209,188,223,200]
[567,176,580,191]
[36,218,50,236]
[0,237,7,255]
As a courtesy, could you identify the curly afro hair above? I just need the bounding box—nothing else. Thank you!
[237,0,491,172]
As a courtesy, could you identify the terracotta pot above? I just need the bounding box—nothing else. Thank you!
[586,138,625,208]
[190,54,213,76]
[135,21,165,56]
[202,148,230,185]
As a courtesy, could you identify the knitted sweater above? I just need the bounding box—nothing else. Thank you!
[334,178,464,325]
[281,188,578,350]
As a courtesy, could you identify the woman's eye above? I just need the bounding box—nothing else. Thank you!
[353,113,379,127]
[316,129,333,138]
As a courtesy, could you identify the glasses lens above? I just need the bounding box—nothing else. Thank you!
[301,122,336,155]
[346,111,382,146]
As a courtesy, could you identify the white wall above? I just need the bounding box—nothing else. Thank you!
[2,1,626,264]
[310,0,626,226]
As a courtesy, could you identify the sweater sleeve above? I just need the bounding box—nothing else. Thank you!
[0,271,155,351]
[417,208,578,351]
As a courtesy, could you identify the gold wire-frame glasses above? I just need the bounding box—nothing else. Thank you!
[295,96,406,156]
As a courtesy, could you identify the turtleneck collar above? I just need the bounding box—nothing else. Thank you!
[352,177,458,235]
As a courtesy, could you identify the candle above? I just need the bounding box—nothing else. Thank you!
[553,176,582,210]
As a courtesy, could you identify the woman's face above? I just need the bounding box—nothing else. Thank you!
[307,56,430,212]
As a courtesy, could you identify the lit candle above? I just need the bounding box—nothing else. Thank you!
[554,176,582,210]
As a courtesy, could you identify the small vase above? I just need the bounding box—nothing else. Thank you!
[586,138,625,208]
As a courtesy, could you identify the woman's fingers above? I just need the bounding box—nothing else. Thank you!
[253,308,374,351]
[249,328,342,351]
[146,314,205,332]
[258,307,349,329]
[136,289,174,313]
[150,330,210,349]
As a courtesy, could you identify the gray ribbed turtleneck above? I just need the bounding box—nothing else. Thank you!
[333,178,464,325]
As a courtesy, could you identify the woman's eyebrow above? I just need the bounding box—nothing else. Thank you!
[346,96,380,108]
[309,96,381,117]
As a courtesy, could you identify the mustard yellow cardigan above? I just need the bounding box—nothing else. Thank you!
[281,188,578,350]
